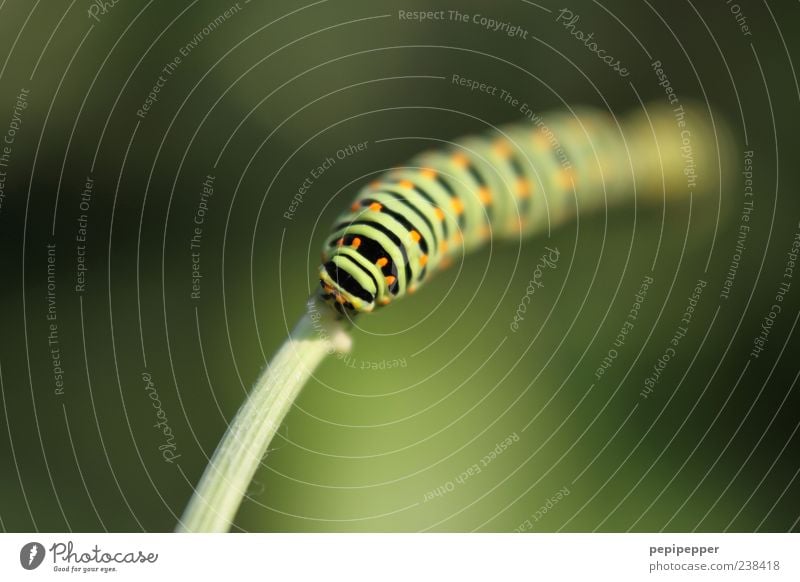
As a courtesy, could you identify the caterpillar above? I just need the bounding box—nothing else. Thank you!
[319,103,727,315]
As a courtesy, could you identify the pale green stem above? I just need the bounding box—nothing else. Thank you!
[177,297,351,533]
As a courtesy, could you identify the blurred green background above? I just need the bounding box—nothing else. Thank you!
[0,0,798,532]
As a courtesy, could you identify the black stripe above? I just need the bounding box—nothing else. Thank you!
[462,159,492,222]
[467,160,494,222]
[435,174,455,196]
[380,191,438,248]
[483,192,494,222]
[338,254,379,300]
[327,234,398,279]
[507,151,530,214]
[553,143,572,168]
[462,159,494,222]
[405,182,449,240]
[466,163,487,187]
[324,260,374,303]
[363,197,429,254]
[434,174,465,229]
[508,153,525,177]
[331,220,411,293]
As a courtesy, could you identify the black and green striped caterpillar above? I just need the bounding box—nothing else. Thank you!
[319,104,726,314]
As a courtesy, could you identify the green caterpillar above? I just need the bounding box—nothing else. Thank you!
[319,104,726,314]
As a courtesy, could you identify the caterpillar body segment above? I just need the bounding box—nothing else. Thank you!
[318,104,728,315]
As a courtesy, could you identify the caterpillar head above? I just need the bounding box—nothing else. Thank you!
[318,258,376,315]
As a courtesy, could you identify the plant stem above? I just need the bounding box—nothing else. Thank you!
[176,296,351,533]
